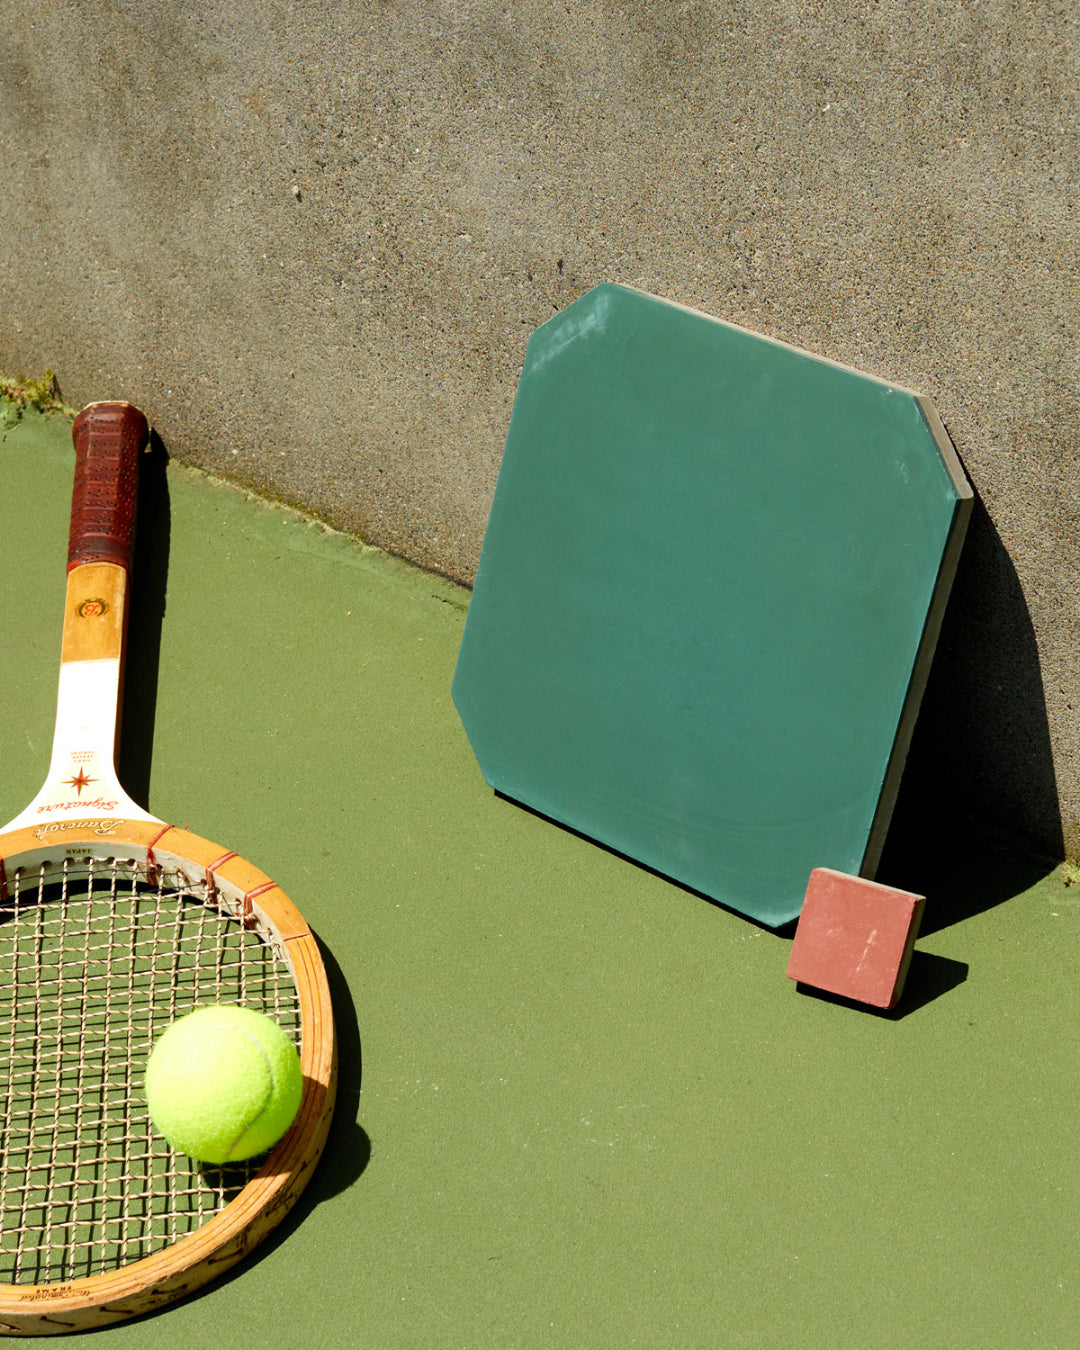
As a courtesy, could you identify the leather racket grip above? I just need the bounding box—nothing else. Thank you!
[68,401,149,572]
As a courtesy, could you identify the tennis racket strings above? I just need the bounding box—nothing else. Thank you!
[0,854,301,1286]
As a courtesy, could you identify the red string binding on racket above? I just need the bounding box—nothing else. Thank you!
[144,822,174,886]
[205,851,237,908]
[243,879,278,928]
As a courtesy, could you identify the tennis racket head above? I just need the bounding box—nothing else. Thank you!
[0,403,338,1333]
[0,821,336,1335]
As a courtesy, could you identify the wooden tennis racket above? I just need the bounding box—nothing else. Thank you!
[0,403,336,1335]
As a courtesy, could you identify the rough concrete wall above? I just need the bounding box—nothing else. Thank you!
[1,1,1076,860]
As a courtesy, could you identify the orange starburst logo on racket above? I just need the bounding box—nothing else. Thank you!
[64,768,96,795]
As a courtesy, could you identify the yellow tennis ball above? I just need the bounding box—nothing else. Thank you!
[145,1005,302,1164]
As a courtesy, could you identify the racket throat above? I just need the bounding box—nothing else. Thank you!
[5,658,154,830]
[5,556,155,832]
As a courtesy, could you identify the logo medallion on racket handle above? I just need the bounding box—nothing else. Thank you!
[0,403,337,1335]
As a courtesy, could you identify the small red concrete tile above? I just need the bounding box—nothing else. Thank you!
[787,868,926,1010]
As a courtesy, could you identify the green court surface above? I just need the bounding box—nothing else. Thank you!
[1,409,1077,1347]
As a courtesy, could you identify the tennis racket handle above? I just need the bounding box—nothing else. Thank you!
[68,402,149,572]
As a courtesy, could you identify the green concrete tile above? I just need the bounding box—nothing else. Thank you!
[453,284,971,927]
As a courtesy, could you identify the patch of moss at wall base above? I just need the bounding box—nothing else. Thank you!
[0,371,77,426]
